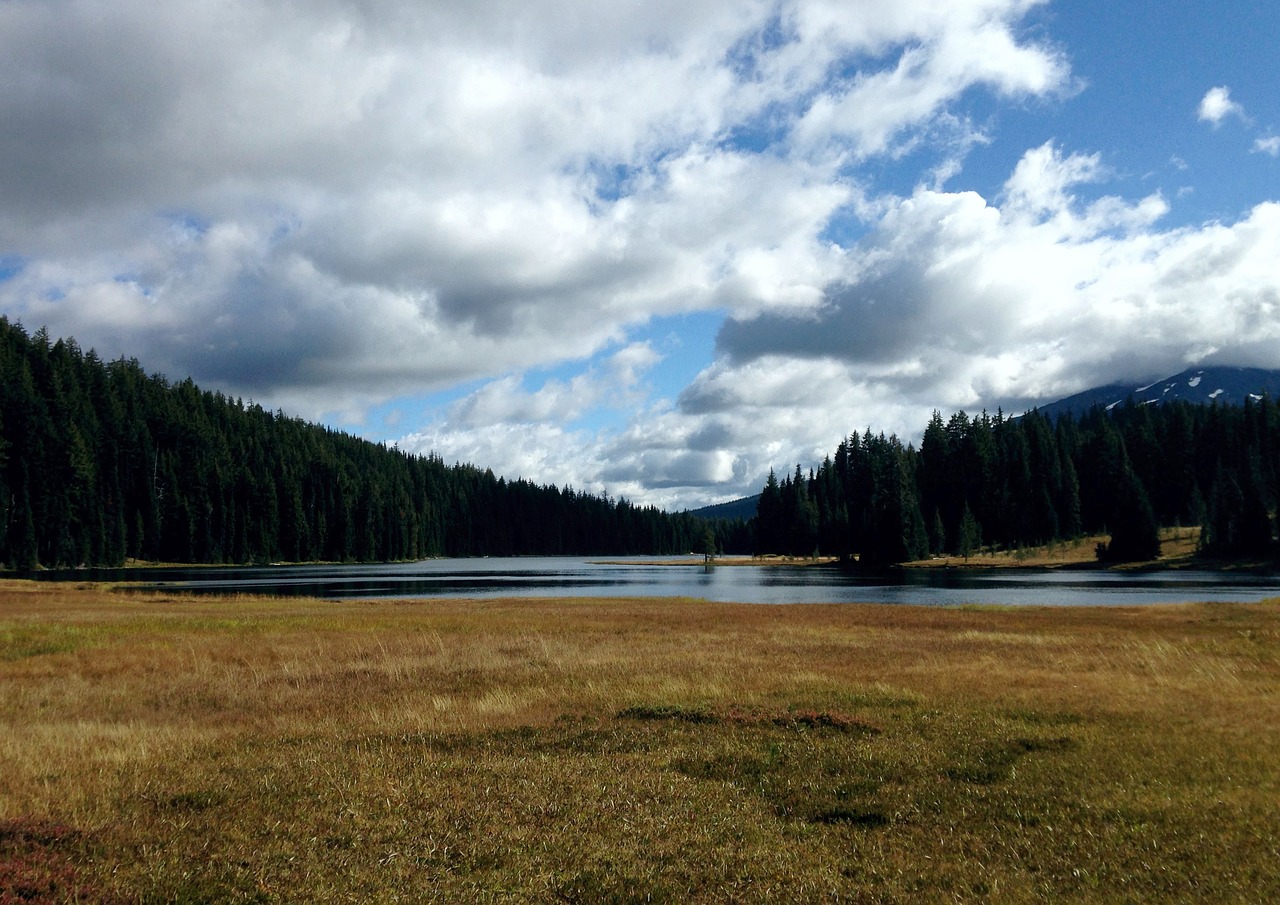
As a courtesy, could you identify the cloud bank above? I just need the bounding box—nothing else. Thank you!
[1,1,1277,509]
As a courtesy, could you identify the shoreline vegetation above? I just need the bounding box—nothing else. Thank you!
[602,526,1229,571]
[748,403,1280,569]
[24,525,1258,574]
[8,321,1280,577]
[3,581,1277,901]
[0,319,752,571]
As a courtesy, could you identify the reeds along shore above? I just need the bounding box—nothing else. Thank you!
[1,580,1278,902]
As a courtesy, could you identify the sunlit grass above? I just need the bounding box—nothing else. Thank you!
[907,526,1203,569]
[1,579,1277,902]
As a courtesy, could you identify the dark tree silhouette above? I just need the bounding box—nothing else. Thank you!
[0,319,750,567]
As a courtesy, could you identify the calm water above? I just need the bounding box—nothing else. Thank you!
[29,556,1280,606]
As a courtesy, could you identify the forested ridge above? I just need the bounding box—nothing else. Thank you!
[0,320,748,569]
[753,397,1280,565]
[6,317,1276,571]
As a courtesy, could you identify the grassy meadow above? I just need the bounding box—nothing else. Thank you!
[1,579,1278,903]
[904,527,1205,570]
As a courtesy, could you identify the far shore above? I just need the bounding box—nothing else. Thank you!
[903,527,1202,570]
[592,554,841,567]
[601,526,1233,571]
[14,526,1276,575]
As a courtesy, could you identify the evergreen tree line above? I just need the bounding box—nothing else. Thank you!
[0,320,749,569]
[754,400,1280,565]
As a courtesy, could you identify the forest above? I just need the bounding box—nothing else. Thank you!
[0,319,748,569]
[4,318,1275,570]
[752,397,1278,564]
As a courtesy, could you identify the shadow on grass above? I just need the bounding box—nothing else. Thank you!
[944,735,1076,785]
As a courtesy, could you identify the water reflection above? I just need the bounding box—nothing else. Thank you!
[24,556,1280,606]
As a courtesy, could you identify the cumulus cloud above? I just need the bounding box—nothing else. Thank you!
[405,420,608,493]
[609,145,1280,505]
[396,341,664,492]
[12,1,1279,510]
[792,4,1068,159]
[720,143,1279,396]
[1198,86,1246,126]
[0,0,1067,419]
[1255,136,1280,157]
[450,342,660,428]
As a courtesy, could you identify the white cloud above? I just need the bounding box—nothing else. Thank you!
[1003,141,1105,217]
[718,146,1280,402]
[1254,136,1280,157]
[791,2,1067,159]
[651,148,1280,504]
[1198,86,1245,126]
[15,1,1280,511]
[448,342,661,428]
[405,420,607,492]
[0,1,1071,419]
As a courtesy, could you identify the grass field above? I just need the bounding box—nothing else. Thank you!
[1,579,1277,903]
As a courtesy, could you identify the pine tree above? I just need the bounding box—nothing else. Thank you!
[1098,464,1161,563]
[700,525,717,561]
[786,464,819,556]
[930,508,946,555]
[1201,461,1272,557]
[957,505,981,561]
[754,469,783,554]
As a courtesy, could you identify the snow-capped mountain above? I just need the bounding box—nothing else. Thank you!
[1032,367,1280,420]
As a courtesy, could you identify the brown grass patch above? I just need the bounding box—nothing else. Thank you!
[907,526,1203,569]
[1,582,1277,901]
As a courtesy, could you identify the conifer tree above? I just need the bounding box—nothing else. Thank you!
[1098,464,1161,563]
[957,505,981,561]
[754,469,783,554]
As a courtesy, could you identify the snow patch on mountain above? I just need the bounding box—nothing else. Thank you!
[1030,367,1280,420]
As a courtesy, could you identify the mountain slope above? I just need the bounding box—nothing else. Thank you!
[0,319,734,567]
[1032,366,1280,420]
[687,495,759,521]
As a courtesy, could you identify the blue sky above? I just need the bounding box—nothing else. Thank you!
[2,0,1277,509]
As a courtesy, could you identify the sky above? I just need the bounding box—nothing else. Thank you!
[2,0,1278,511]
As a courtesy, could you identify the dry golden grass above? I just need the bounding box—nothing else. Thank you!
[908,527,1204,569]
[1,579,1278,902]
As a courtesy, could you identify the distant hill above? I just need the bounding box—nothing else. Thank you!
[688,495,759,521]
[1032,366,1280,420]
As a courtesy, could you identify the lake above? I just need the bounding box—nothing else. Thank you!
[28,556,1280,606]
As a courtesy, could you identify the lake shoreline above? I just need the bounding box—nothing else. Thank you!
[11,537,1280,607]
[9,526,1274,577]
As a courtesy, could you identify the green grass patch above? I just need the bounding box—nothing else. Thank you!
[0,626,89,661]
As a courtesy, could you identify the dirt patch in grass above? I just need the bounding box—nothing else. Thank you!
[0,817,120,905]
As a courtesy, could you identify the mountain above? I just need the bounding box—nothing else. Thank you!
[1031,366,1280,420]
[687,495,759,521]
